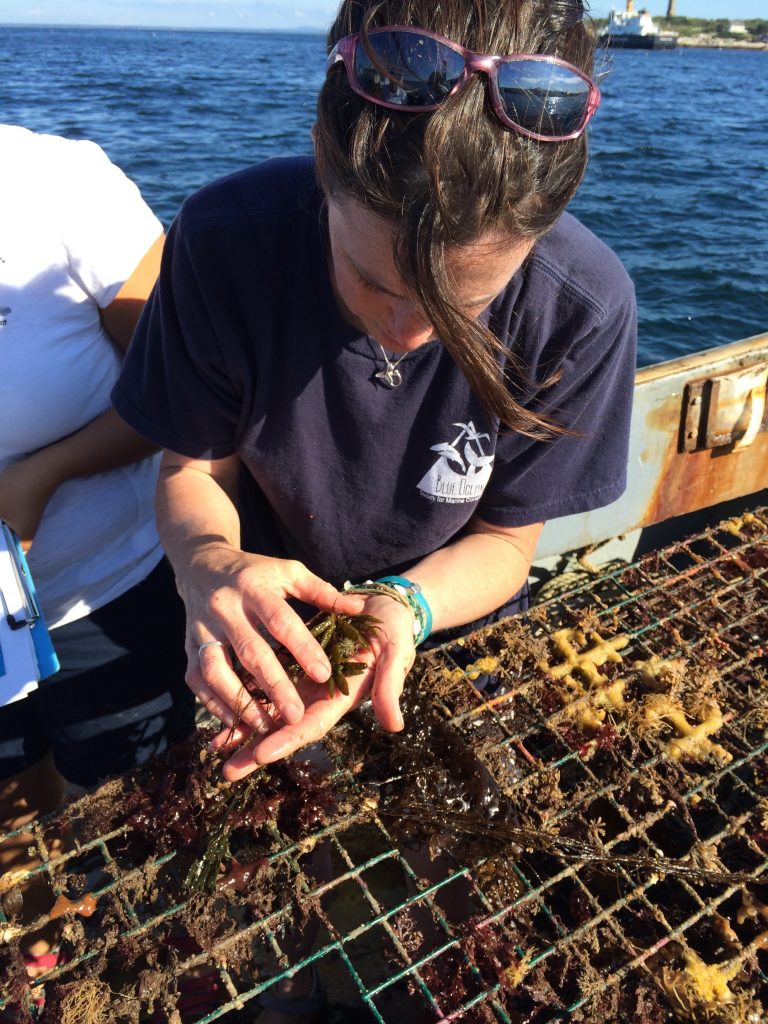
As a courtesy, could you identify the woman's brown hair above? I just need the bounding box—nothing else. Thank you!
[315,0,596,437]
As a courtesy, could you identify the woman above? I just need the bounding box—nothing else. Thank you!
[0,125,194,993]
[114,0,635,786]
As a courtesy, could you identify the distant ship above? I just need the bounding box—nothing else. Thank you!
[599,0,679,49]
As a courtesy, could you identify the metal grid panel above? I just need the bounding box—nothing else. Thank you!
[1,509,766,1023]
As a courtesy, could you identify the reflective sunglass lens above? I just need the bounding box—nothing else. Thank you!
[496,60,590,136]
[354,32,464,107]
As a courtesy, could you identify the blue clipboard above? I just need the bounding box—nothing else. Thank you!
[0,521,59,704]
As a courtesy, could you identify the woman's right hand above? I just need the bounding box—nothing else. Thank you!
[177,543,366,736]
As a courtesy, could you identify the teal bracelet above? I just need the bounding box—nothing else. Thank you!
[374,576,433,646]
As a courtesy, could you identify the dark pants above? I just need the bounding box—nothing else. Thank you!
[0,558,195,786]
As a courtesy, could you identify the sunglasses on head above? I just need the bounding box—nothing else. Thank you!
[327,26,600,142]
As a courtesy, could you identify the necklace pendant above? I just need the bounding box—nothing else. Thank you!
[375,366,403,388]
[371,338,406,388]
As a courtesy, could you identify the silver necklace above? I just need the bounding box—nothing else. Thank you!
[373,341,408,388]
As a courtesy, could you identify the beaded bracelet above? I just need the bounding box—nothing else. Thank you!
[343,577,433,647]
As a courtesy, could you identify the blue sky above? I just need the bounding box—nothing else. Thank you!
[1,0,764,29]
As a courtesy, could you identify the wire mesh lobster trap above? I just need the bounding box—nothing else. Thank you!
[1,508,767,1023]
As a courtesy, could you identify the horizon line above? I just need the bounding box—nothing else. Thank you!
[0,21,328,33]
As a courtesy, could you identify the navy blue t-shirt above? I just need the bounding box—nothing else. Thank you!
[114,156,636,593]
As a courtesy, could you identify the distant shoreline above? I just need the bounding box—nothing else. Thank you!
[676,35,767,49]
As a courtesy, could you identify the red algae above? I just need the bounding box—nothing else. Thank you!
[49,892,98,920]
[217,858,268,895]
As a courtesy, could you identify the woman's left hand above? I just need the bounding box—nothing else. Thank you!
[210,593,416,780]
[0,453,61,550]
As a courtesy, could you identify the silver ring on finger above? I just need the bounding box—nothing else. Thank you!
[198,639,226,660]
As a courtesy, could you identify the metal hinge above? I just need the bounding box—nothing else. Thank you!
[682,362,768,452]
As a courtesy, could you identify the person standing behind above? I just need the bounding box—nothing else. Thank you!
[0,125,194,987]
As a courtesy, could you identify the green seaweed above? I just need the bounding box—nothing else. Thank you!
[285,612,381,697]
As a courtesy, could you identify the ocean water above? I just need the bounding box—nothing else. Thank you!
[1,24,766,366]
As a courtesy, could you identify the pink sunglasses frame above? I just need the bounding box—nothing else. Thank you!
[327,25,601,142]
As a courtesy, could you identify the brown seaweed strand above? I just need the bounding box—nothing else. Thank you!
[379,805,758,887]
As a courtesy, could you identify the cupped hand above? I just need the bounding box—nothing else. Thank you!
[179,545,366,738]
[211,592,417,780]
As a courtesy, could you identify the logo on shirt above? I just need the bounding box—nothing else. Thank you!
[0,306,10,329]
[418,421,495,504]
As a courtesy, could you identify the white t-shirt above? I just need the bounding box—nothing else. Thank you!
[0,125,164,628]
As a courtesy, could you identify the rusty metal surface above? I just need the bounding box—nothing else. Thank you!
[537,332,768,559]
[683,363,768,453]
